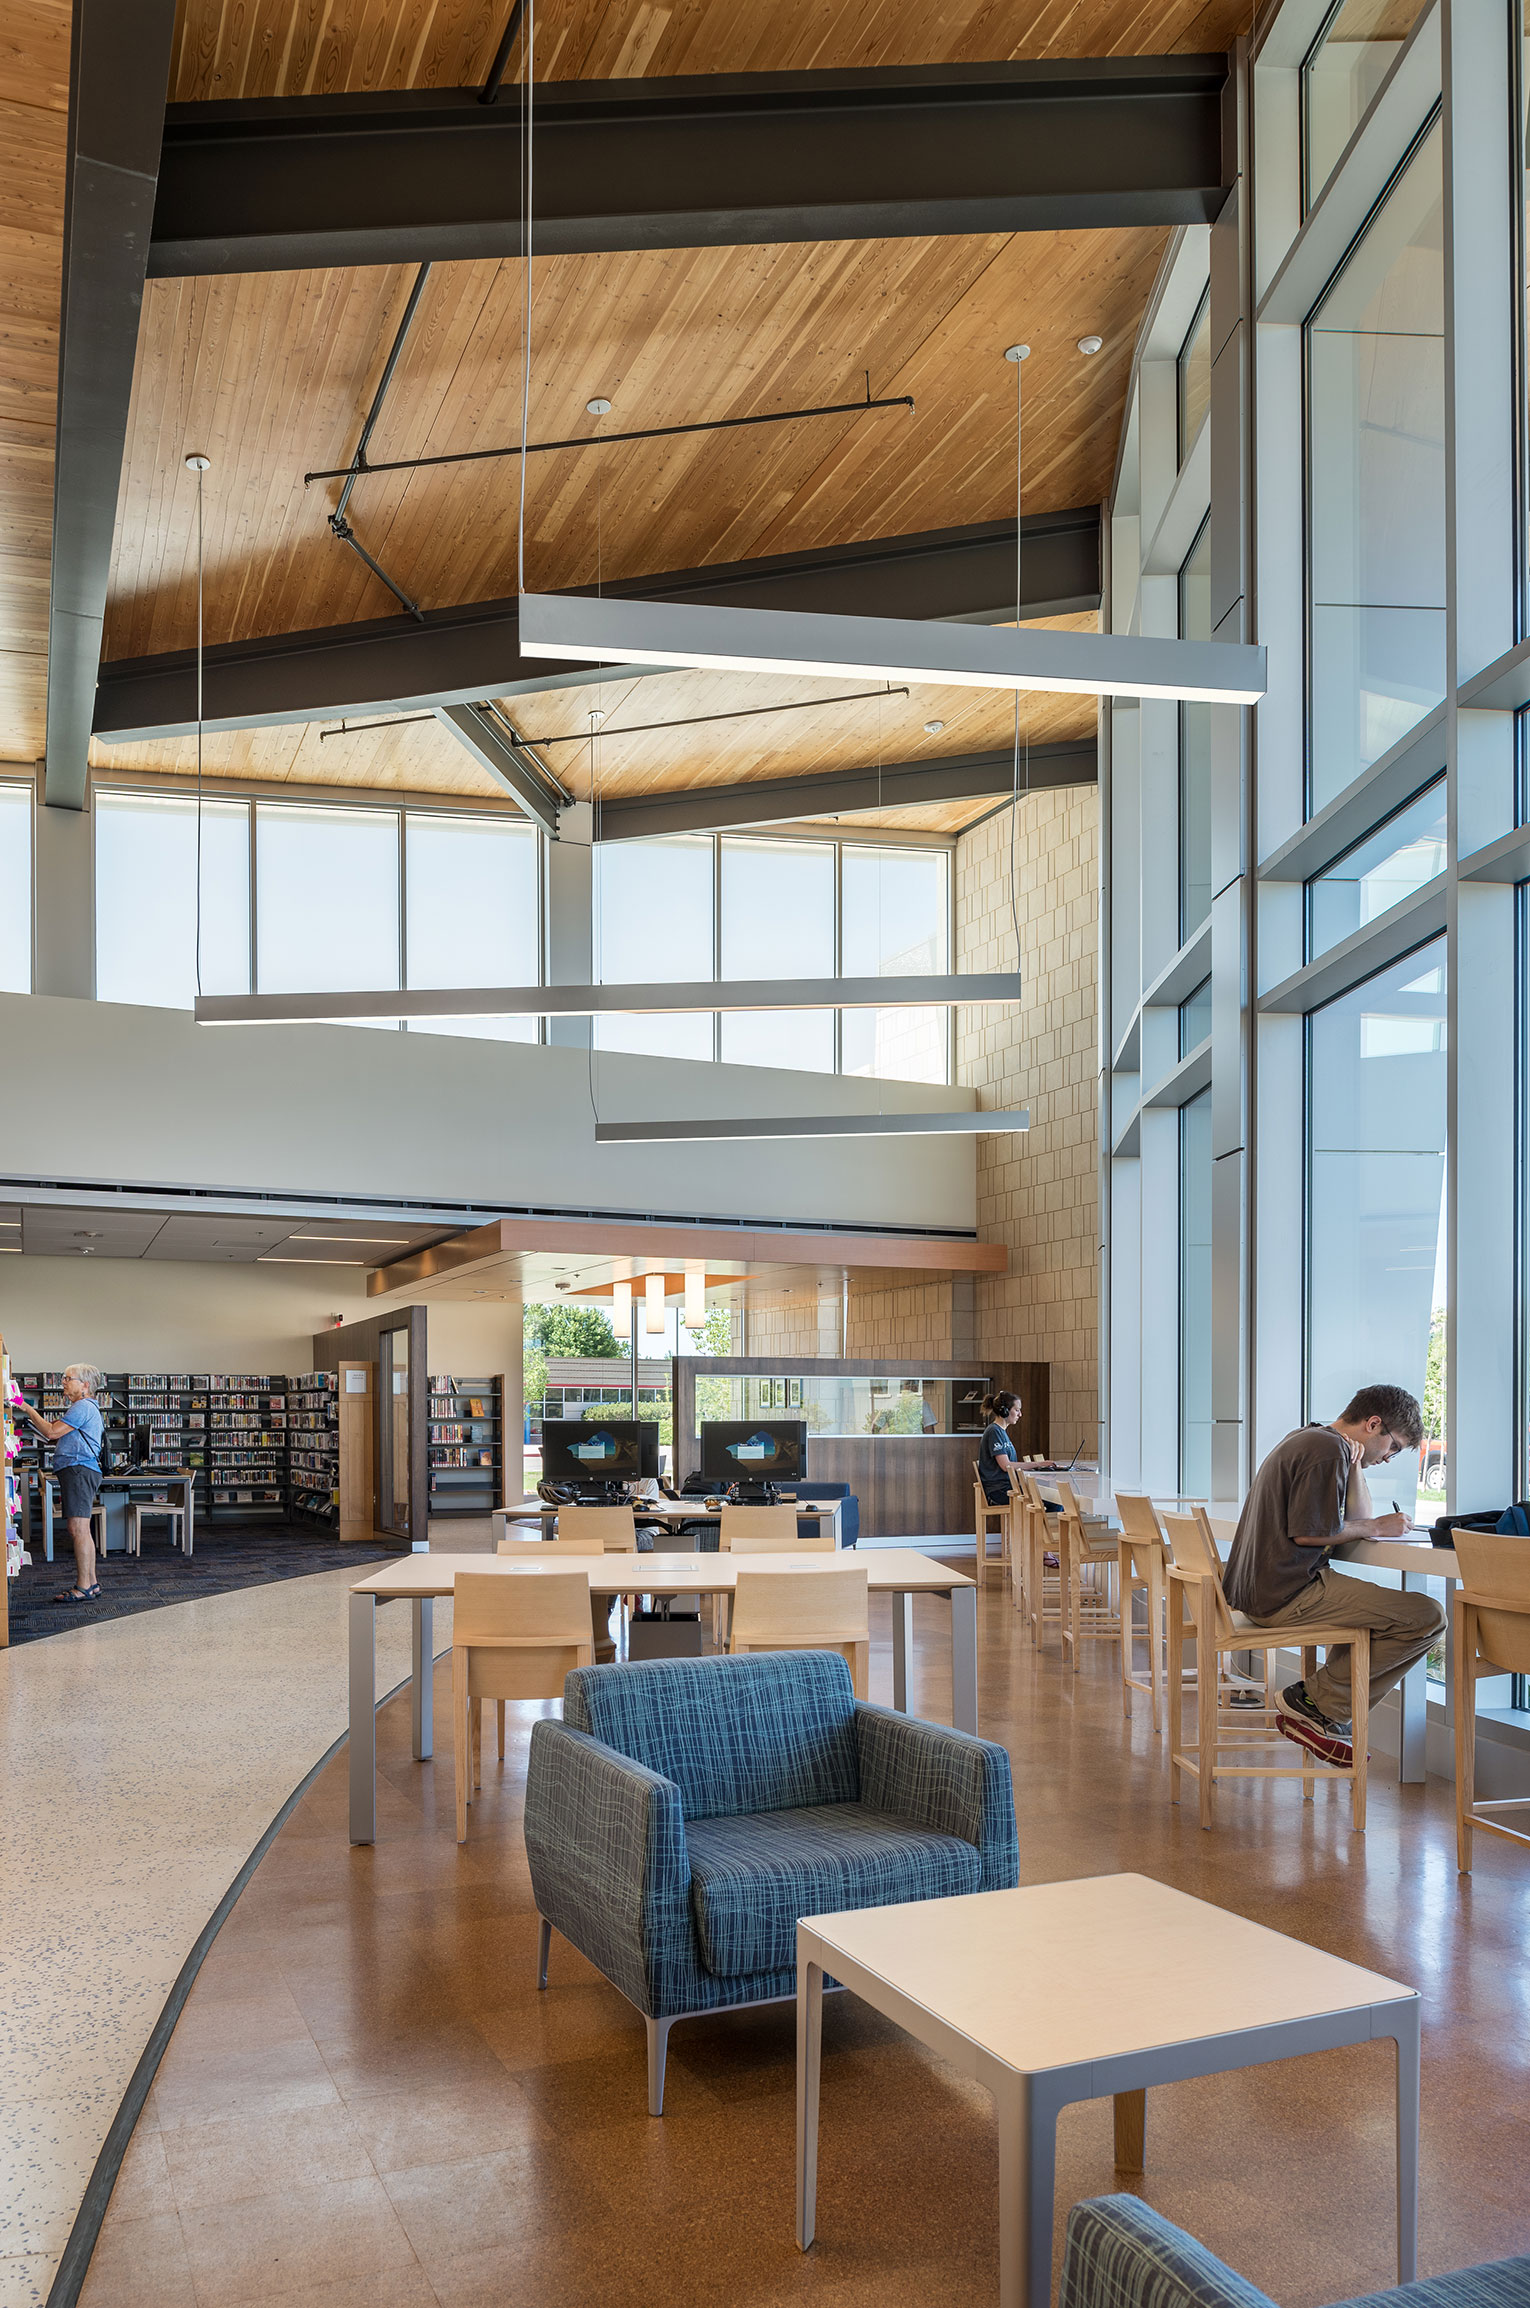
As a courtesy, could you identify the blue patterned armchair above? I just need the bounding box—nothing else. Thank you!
[1060,2198,1530,2308]
[524,1650,1017,2113]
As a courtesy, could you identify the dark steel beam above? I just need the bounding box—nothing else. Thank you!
[148,59,1229,276]
[596,741,1097,842]
[93,510,1100,743]
[435,703,566,836]
[46,0,178,808]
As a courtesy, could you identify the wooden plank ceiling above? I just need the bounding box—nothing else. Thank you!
[0,1,70,763]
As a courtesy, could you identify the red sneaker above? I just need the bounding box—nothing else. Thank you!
[1276,1685,1353,1767]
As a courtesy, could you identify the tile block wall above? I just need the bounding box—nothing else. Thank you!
[956,788,1100,1453]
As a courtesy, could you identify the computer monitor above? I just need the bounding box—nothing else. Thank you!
[540,1419,657,1487]
[699,1420,807,1487]
[128,1423,152,1468]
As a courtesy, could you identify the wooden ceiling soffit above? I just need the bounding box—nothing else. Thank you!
[94,512,1100,744]
[149,62,1230,277]
[367,1217,1007,1297]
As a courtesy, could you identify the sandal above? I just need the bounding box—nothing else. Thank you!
[51,1585,101,1604]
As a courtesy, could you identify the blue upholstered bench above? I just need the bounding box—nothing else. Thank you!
[1060,2197,1530,2308]
[524,1649,1017,2113]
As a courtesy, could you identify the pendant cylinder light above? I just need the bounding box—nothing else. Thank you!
[612,1278,632,1322]
[644,1272,666,1337]
[684,1264,705,1332]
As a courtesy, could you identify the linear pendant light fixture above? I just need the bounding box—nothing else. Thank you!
[193,973,1023,1026]
[592,1109,1030,1143]
[517,593,1268,707]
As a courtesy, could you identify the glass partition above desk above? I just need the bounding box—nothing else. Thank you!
[692,1374,989,1438]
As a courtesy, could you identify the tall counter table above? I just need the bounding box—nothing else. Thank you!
[347,1548,978,1843]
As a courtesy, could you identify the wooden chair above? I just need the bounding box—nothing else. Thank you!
[1055,1478,1120,1671]
[452,1569,594,1841]
[1164,1507,1371,1831]
[1452,1527,1530,1873]
[126,1498,187,1557]
[1115,1493,1170,1728]
[556,1502,638,1550]
[497,1532,616,1669]
[728,1562,870,1697]
[971,1465,1013,1592]
[718,1503,804,1549]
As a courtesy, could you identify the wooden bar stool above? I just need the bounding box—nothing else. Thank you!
[1055,1478,1120,1672]
[1017,1472,1063,1648]
[126,1498,187,1557]
[970,1466,1014,1593]
[1452,1527,1530,1873]
[1164,1508,1371,1831]
[1115,1493,1171,1729]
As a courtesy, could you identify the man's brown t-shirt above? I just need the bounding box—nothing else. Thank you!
[1223,1424,1349,1618]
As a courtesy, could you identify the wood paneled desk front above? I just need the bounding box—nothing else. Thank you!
[347,1547,978,1843]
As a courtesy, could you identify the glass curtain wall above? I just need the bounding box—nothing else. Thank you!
[1302,0,1433,211]
[1180,518,1213,941]
[841,843,950,1083]
[1178,290,1211,460]
[719,836,836,1071]
[1306,940,1446,1519]
[593,835,715,1060]
[255,804,400,1017]
[0,783,32,993]
[1306,780,1447,958]
[1307,119,1445,814]
[1180,1087,1214,1496]
[404,812,538,1041]
[95,791,250,1007]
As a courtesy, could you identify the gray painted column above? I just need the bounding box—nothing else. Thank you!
[33,779,94,997]
[1442,0,1517,1515]
[545,800,593,1050]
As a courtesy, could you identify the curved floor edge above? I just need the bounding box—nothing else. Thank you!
[44,1650,447,2308]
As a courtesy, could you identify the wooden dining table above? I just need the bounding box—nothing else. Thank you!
[346,1546,979,1843]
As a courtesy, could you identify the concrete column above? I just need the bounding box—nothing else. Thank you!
[33,774,94,997]
[545,801,592,1049]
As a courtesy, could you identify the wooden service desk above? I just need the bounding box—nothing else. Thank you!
[347,1548,978,1844]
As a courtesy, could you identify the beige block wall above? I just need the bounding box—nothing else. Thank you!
[956,788,1100,1453]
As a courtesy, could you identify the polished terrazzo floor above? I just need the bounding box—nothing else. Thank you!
[0,1555,437,2308]
[77,1580,1530,2308]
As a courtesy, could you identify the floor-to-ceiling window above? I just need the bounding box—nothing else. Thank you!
[1306,939,1446,1520]
[1180,1086,1214,1495]
[0,782,32,993]
[1180,518,1213,943]
[1306,118,1445,815]
[594,833,716,1061]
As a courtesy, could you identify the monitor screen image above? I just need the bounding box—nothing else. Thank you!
[699,1420,807,1483]
[540,1419,656,1484]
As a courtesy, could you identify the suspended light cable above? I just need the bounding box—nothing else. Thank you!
[517,0,535,598]
[1003,344,1029,975]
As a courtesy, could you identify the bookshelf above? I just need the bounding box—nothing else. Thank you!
[1,1335,17,1646]
[289,1370,340,1526]
[427,1374,505,1516]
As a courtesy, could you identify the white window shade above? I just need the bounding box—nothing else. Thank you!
[96,791,249,1009]
[405,812,538,1042]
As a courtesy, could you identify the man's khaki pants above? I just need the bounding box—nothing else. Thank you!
[1248,1565,1444,1724]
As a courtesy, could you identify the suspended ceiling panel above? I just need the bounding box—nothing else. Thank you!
[167,0,1252,99]
[0,1203,457,1265]
[102,228,1165,666]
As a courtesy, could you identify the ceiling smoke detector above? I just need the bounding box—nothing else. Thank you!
[923,719,945,735]
[1077,335,1103,356]
[586,397,612,415]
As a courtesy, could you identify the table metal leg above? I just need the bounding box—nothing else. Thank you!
[411,1596,434,1761]
[349,1591,378,1845]
[891,1591,913,1713]
[1394,2002,1421,2282]
[951,1582,979,1734]
[42,1480,53,1564]
[796,1955,824,2252]
[996,2075,1056,2308]
[1396,1572,1429,1784]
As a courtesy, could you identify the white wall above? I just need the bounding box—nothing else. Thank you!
[0,994,977,1231]
[0,1256,371,1375]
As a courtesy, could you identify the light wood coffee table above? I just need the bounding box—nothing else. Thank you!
[796,1873,1419,2308]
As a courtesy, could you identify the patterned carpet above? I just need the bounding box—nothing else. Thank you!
[6,1523,401,1646]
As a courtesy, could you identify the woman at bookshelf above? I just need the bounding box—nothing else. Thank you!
[19,1364,107,1602]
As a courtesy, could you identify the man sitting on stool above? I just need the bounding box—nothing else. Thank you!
[1224,1383,1444,1767]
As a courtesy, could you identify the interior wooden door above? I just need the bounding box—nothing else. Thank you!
[337,1361,376,1544]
